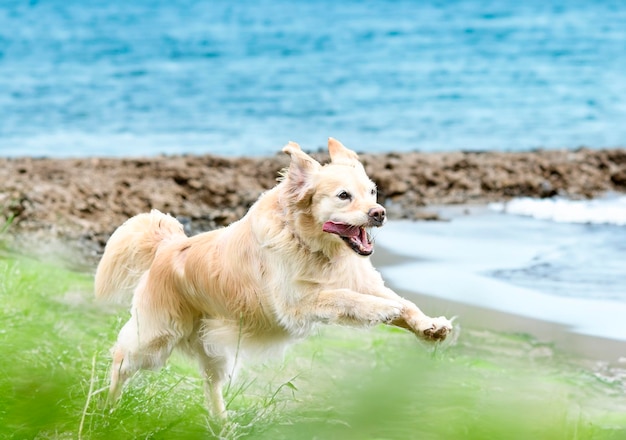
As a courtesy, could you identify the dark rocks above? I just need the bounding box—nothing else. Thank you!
[0,148,625,255]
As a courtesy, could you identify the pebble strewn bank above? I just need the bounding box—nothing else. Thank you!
[1,148,625,257]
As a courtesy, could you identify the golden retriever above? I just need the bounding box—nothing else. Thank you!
[95,138,453,417]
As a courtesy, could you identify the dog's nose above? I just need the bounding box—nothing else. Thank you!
[368,206,386,226]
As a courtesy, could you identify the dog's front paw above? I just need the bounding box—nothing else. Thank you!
[418,316,453,341]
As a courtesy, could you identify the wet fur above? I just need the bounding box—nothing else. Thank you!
[95,138,452,417]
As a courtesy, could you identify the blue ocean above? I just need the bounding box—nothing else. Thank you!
[1,0,625,157]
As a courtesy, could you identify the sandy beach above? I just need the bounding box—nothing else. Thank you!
[374,244,626,364]
[1,149,626,363]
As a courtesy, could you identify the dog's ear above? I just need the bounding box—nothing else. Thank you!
[328,138,361,166]
[281,141,320,202]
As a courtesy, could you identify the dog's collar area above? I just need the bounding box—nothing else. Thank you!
[322,221,373,256]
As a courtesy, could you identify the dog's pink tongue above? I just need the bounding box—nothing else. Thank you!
[323,221,373,255]
[322,221,359,237]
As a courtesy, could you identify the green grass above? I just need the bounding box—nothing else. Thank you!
[1,249,626,439]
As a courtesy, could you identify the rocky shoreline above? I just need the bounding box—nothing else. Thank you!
[1,148,625,260]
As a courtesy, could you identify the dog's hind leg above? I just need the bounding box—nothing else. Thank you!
[196,353,235,419]
[192,318,244,418]
[107,310,178,404]
[108,345,129,403]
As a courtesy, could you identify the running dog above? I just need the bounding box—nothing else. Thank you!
[95,138,453,417]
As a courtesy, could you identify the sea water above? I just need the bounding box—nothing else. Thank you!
[1,0,625,157]
[378,198,626,341]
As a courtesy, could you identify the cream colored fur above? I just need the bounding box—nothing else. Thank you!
[95,138,452,417]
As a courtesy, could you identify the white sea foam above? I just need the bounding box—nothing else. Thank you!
[488,196,626,225]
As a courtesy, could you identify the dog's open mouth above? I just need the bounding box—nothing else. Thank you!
[322,221,373,256]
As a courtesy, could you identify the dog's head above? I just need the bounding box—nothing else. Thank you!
[281,138,385,256]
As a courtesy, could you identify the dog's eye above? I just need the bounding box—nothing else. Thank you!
[371,188,377,197]
[337,191,352,201]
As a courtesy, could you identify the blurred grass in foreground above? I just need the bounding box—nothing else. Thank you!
[1,250,625,439]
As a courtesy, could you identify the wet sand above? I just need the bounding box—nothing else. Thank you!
[373,245,626,364]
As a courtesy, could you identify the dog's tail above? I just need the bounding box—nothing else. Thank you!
[94,209,186,302]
